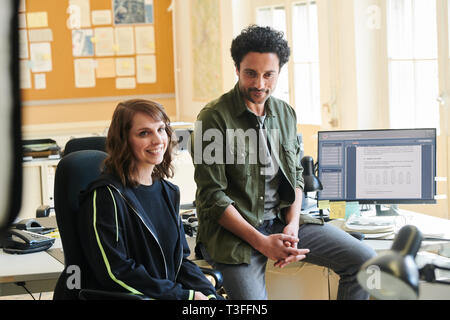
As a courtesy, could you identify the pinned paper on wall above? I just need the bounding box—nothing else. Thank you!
[95,58,116,78]
[72,29,94,57]
[94,27,115,56]
[144,0,154,23]
[329,201,346,219]
[135,25,155,54]
[19,0,26,12]
[27,12,48,28]
[34,73,46,90]
[30,42,52,73]
[116,57,135,76]
[29,29,53,43]
[20,60,31,89]
[136,55,156,83]
[116,77,136,89]
[115,26,135,55]
[114,0,153,24]
[18,13,27,28]
[92,10,112,26]
[19,29,29,59]
[74,58,96,88]
[69,0,91,28]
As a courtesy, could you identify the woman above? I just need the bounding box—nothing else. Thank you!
[77,99,217,300]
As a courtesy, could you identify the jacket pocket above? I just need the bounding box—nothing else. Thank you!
[226,146,252,178]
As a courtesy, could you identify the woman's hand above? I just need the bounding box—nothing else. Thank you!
[194,291,209,300]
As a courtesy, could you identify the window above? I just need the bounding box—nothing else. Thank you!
[256,6,290,104]
[292,1,321,124]
[387,0,440,130]
[255,1,321,124]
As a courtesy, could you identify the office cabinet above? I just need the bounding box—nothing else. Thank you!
[266,262,339,300]
[19,159,58,220]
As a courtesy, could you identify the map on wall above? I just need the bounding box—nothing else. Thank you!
[190,0,222,101]
[113,0,154,24]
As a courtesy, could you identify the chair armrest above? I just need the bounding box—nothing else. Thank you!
[79,289,149,300]
[199,267,223,290]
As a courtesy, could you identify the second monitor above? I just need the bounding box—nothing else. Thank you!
[317,128,436,215]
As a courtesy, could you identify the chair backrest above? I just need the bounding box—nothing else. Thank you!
[63,136,106,156]
[53,150,108,299]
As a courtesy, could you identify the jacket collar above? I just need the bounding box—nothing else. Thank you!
[82,172,179,224]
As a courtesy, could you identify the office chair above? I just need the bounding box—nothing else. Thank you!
[63,136,107,156]
[34,136,107,218]
[52,150,222,300]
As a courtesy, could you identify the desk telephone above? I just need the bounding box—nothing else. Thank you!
[1,229,55,254]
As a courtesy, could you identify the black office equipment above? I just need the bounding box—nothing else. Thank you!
[0,0,23,236]
[63,136,107,156]
[53,150,109,300]
[36,205,51,218]
[14,218,55,234]
[317,129,437,216]
[22,138,61,159]
[1,229,54,254]
[357,225,450,299]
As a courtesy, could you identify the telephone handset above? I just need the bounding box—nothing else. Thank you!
[1,229,55,254]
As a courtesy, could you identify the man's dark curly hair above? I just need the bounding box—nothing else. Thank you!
[231,25,290,70]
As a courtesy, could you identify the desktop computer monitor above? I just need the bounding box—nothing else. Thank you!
[317,128,436,215]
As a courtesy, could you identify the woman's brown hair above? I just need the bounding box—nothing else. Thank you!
[104,99,176,186]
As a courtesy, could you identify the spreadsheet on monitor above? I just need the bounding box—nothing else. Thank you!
[317,129,436,204]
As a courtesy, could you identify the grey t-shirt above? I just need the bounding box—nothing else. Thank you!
[255,113,281,221]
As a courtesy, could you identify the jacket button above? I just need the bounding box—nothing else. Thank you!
[260,196,264,200]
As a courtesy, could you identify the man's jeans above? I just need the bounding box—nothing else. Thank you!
[199,218,376,300]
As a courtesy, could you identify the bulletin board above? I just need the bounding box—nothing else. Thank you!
[19,0,175,102]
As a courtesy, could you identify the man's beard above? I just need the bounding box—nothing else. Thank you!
[240,86,271,105]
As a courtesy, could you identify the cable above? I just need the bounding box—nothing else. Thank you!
[15,282,36,300]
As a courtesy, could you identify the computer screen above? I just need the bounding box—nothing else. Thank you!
[317,129,436,206]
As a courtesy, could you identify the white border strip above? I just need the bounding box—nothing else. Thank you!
[22,93,176,106]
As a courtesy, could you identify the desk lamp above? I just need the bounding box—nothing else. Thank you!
[301,156,323,212]
[357,225,450,299]
[301,156,323,193]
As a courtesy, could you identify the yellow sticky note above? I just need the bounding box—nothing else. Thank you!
[329,201,346,219]
[318,200,330,210]
[27,12,48,28]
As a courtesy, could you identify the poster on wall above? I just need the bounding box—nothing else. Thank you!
[72,29,94,56]
[191,0,222,101]
[113,0,153,25]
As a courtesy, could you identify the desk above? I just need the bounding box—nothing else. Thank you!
[0,216,63,297]
[265,209,450,300]
[1,211,449,299]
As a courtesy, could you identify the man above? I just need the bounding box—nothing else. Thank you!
[192,25,376,300]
